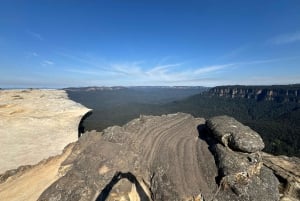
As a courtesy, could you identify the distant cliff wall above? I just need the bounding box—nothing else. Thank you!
[208,85,300,102]
[0,89,91,173]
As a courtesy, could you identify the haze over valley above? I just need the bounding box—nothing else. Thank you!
[1,1,300,201]
[66,85,300,157]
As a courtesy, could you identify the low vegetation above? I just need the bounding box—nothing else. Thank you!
[66,87,300,157]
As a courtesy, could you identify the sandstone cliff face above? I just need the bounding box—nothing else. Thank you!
[0,89,91,173]
[208,85,300,103]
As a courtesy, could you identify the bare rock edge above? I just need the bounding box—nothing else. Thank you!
[0,89,92,173]
[1,113,300,201]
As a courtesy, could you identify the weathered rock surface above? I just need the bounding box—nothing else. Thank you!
[262,152,300,201]
[38,113,218,201]
[205,116,279,201]
[0,89,91,173]
[1,113,295,201]
[2,113,281,201]
[211,144,279,201]
[206,115,265,153]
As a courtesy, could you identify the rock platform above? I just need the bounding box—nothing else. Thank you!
[0,89,91,173]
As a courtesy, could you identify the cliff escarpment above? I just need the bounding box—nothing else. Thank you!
[1,113,299,201]
[0,89,91,173]
[208,84,300,103]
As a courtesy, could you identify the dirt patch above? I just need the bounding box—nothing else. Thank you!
[0,143,74,201]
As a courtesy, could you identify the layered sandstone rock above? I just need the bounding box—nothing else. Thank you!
[206,115,265,152]
[1,113,298,201]
[208,85,300,103]
[38,114,280,201]
[38,113,217,201]
[206,116,279,201]
[0,89,91,173]
[262,153,300,201]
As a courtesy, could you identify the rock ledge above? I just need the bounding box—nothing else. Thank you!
[0,89,91,173]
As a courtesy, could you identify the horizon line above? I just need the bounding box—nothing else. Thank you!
[1,83,300,90]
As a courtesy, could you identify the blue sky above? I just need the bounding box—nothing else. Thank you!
[1,0,300,88]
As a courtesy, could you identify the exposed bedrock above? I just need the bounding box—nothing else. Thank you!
[34,113,284,201]
[38,113,217,201]
[205,116,279,201]
[206,115,265,153]
[0,89,91,173]
[262,153,300,201]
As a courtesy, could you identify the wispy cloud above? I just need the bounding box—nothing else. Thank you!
[218,45,249,60]
[59,52,118,73]
[64,54,237,86]
[59,52,97,66]
[31,52,38,57]
[269,31,300,45]
[25,52,39,58]
[61,51,297,86]
[194,64,235,74]
[110,62,144,76]
[66,68,103,75]
[42,60,54,66]
[27,30,43,41]
[146,63,182,77]
[148,63,182,71]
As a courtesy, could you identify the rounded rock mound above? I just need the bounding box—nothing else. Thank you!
[206,115,265,153]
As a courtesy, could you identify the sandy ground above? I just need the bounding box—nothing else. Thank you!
[0,144,74,201]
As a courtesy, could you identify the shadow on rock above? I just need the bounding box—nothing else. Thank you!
[78,111,93,138]
[197,124,222,185]
[95,171,150,201]
[197,124,218,153]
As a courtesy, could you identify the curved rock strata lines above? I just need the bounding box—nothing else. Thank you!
[35,113,220,201]
[2,113,296,201]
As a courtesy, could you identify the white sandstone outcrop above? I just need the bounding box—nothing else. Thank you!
[0,89,91,173]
